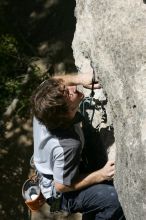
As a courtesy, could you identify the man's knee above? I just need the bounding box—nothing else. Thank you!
[91,183,122,214]
[106,185,121,208]
[102,185,125,220]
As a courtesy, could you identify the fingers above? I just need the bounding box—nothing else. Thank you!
[104,160,115,181]
[107,160,115,166]
[83,83,102,89]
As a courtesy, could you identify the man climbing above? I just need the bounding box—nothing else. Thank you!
[31,72,126,219]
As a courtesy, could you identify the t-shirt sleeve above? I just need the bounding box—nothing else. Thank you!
[53,143,81,186]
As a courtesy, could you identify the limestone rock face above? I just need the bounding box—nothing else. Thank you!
[72,1,146,219]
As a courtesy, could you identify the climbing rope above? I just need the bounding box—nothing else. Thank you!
[80,65,96,125]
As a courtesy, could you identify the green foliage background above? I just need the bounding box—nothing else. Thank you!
[0,34,43,117]
[0,0,76,119]
[0,1,76,220]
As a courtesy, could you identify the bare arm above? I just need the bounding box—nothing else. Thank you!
[55,160,115,193]
[53,73,101,88]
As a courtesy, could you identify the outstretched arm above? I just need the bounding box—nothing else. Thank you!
[55,160,115,193]
[53,72,101,89]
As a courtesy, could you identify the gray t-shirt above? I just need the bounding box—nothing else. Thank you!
[33,113,84,198]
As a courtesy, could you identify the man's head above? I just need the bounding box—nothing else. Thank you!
[31,78,84,130]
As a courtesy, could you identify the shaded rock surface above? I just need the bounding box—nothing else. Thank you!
[72,0,146,219]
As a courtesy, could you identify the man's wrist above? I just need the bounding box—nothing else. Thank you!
[94,169,105,183]
[77,73,93,86]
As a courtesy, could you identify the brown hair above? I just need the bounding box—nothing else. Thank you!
[31,78,70,130]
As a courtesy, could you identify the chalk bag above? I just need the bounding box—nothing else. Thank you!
[22,176,46,212]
